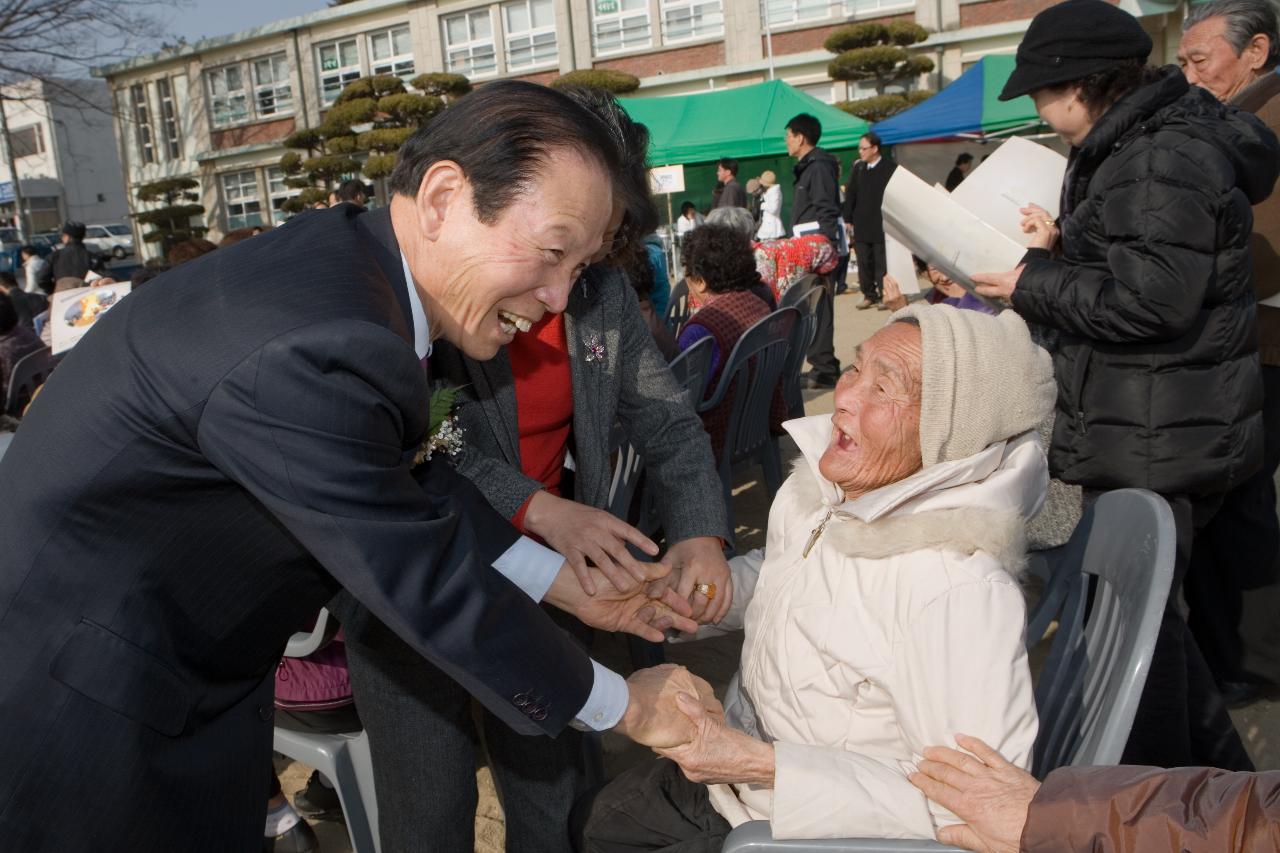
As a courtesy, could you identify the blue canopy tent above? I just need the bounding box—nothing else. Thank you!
[872,55,1042,145]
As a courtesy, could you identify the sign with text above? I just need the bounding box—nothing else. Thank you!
[50,282,132,355]
[648,165,685,195]
[596,0,619,13]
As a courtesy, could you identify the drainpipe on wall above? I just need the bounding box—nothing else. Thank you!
[564,0,578,71]
[291,28,311,130]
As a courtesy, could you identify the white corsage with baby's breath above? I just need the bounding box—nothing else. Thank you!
[412,382,467,466]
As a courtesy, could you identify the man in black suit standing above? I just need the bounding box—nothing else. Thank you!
[0,82,707,852]
[713,158,747,209]
[843,131,898,311]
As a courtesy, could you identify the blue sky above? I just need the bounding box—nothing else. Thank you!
[163,0,328,45]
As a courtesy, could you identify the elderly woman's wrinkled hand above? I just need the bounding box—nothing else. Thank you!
[908,734,1040,853]
[882,275,909,312]
[1018,203,1058,252]
[616,664,709,748]
[656,692,774,787]
[658,536,733,624]
[523,490,659,595]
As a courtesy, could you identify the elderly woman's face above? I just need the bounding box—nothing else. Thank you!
[819,322,924,499]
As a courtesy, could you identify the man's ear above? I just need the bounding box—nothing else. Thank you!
[415,160,465,242]
[1247,34,1272,71]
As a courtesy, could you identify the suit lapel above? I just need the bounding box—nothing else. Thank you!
[355,206,414,336]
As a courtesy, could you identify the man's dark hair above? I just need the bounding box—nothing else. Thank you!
[718,157,739,176]
[389,80,622,225]
[61,221,86,242]
[167,238,218,266]
[19,244,37,258]
[1184,0,1280,71]
[1050,58,1163,120]
[955,152,974,165]
[681,201,697,214]
[681,224,762,295]
[559,84,657,270]
[786,113,822,147]
[333,179,368,203]
[0,271,17,290]
[0,292,17,335]
[862,131,883,150]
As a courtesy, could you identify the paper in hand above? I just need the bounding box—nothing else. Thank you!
[885,235,919,296]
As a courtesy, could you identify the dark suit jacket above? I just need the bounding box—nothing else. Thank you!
[715,179,748,209]
[0,205,594,851]
[842,157,897,243]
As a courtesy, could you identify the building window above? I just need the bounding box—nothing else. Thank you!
[762,0,831,27]
[156,77,181,159]
[9,124,44,158]
[502,0,558,70]
[797,81,835,103]
[129,83,156,165]
[442,9,497,78]
[222,170,263,230]
[317,38,362,105]
[843,0,914,15]
[208,65,250,127]
[368,25,416,83]
[266,166,299,225]
[660,0,723,43]
[592,0,651,55]
[253,54,293,117]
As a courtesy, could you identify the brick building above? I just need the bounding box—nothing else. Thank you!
[93,0,1188,255]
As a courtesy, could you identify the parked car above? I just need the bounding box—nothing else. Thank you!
[30,232,60,251]
[82,223,134,258]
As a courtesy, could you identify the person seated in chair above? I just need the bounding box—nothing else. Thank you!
[676,224,783,462]
[577,304,1055,851]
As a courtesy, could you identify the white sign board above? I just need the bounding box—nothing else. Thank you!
[649,165,686,195]
[50,282,132,355]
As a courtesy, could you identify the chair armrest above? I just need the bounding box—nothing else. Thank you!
[722,821,968,853]
[284,608,338,658]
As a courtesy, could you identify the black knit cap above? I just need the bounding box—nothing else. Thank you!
[999,0,1153,101]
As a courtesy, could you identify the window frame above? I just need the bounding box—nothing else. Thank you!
[130,82,156,165]
[502,0,559,71]
[658,0,724,45]
[265,166,299,226]
[252,53,294,118]
[441,8,499,79]
[842,0,914,16]
[156,77,182,160]
[316,37,363,106]
[221,169,264,230]
[761,0,832,27]
[591,0,652,56]
[367,25,416,83]
[9,124,44,159]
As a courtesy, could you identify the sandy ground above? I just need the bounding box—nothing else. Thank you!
[282,287,1280,851]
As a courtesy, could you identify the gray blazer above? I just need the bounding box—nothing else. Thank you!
[431,266,729,545]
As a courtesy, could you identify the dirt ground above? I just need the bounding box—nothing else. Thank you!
[283,287,1280,851]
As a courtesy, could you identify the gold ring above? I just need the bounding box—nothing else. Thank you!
[1042,219,1055,227]
[693,582,717,600]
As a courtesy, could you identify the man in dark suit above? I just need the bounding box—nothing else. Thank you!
[0,82,706,852]
[843,131,898,311]
[713,158,747,209]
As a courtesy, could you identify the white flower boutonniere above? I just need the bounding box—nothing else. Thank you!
[413,382,466,466]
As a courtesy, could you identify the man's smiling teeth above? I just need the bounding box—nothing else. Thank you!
[499,309,533,333]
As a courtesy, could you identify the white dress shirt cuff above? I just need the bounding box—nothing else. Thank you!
[571,661,629,731]
[491,535,563,602]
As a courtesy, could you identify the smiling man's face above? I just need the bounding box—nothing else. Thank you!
[819,321,924,499]
[411,147,612,360]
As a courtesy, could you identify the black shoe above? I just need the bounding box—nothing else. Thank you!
[292,771,341,818]
[804,371,838,390]
[834,284,848,295]
[264,820,319,853]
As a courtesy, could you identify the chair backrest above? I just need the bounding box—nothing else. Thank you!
[5,346,57,416]
[284,608,340,658]
[700,307,798,468]
[1026,489,1175,776]
[781,291,821,420]
[668,335,714,409]
[778,273,820,310]
[665,278,691,335]
[605,420,645,522]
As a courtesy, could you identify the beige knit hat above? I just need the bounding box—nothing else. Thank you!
[892,303,1056,467]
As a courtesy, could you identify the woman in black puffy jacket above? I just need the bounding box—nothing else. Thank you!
[973,0,1279,771]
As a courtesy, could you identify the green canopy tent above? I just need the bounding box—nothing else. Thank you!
[620,81,871,227]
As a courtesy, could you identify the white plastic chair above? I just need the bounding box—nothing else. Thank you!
[721,489,1176,852]
[273,608,381,853]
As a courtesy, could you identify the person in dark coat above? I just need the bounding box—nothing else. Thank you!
[0,271,45,328]
[713,158,747,209]
[785,112,842,388]
[842,131,897,310]
[944,152,973,191]
[973,0,1280,771]
[49,220,92,281]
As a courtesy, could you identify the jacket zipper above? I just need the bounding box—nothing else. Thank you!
[803,508,834,558]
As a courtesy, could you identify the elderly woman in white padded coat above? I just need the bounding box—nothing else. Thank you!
[577,303,1057,851]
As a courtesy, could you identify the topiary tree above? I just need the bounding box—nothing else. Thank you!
[827,21,936,121]
[135,177,206,253]
[550,69,641,95]
[278,73,456,212]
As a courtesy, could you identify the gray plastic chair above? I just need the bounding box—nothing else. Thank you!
[5,346,57,415]
[670,334,715,410]
[721,489,1176,853]
[780,285,823,421]
[665,278,691,335]
[699,308,797,543]
[274,609,381,853]
[777,273,820,310]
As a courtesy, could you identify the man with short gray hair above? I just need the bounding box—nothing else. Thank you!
[1178,0,1280,707]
